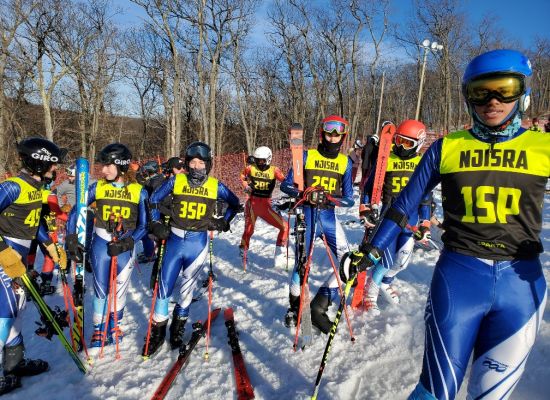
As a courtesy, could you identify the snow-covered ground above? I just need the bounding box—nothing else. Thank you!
[4,187,549,400]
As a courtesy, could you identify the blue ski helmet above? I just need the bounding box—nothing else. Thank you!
[184,141,212,174]
[462,49,532,112]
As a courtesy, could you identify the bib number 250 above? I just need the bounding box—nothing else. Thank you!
[461,186,520,223]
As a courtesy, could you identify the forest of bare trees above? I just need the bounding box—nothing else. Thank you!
[1,0,549,175]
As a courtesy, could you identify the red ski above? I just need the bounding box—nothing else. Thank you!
[351,122,396,309]
[289,123,304,191]
[225,308,255,400]
[151,308,221,400]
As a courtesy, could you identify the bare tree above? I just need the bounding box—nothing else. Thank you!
[0,0,38,175]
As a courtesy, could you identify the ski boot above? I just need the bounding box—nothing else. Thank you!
[380,277,400,305]
[364,276,381,316]
[284,294,300,328]
[142,320,167,358]
[0,375,21,395]
[310,292,332,334]
[90,323,109,348]
[38,274,55,296]
[3,344,49,377]
[108,310,124,344]
[169,311,188,350]
[273,245,287,268]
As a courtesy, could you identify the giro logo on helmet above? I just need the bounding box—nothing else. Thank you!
[115,159,131,166]
[31,148,59,162]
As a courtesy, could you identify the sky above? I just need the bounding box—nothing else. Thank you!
[118,0,550,56]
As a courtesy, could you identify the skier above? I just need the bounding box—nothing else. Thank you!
[341,49,549,399]
[65,143,149,348]
[137,160,166,264]
[0,137,67,394]
[55,164,76,212]
[163,156,185,177]
[281,115,354,334]
[239,146,289,267]
[27,170,69,295]
[142,142,240,356]
[347,139,364,184]
[359,119,432,315]
[530,117,542,132]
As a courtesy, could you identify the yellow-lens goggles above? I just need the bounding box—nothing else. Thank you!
[465,74,524,105]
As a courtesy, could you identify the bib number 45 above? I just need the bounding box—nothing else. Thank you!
[461,186,520,223]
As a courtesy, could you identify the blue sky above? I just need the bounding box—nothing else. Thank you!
[118,0,549,51]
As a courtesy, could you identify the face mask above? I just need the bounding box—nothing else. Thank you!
[187,167,208,187]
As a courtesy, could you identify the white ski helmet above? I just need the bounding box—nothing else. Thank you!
[253,146,272,165]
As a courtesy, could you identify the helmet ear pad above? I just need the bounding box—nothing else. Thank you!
[519,92,530,113]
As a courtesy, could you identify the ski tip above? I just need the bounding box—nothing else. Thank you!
[224,307,234,320]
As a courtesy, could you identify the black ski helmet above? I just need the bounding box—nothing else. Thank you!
[17,137,67,177]
[184,141,212,174]
[96,143,132,173]
[142,160,159,175]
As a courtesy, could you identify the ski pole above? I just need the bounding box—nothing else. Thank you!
[320,233,354,342]
[100,214,123,360]
[311,275,356,400]
[293,201,320,351]
[143,216,170,360]
[204,230,215,360]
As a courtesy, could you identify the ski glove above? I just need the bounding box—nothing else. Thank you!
[150,221,171,240]
[306,189,328,206]
[65,234,84,262]
[0,246,26,278]
[208,218,230,232]
[107,237,134,257]
[339,244,382,283]
[45,242,68,271]
[359,204,378,228]
[413,220,431,242]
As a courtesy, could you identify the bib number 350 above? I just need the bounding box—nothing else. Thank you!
[461,185,521,223]
[179,201,206,220]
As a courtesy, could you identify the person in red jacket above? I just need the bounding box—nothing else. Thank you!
[239,146,289,267]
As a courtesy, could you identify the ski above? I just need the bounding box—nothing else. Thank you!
[150,308,221,400]
[21,273,88,374]
[289,122,304,191]
[224,308,255,400]
[73,157,89,351]
[352,123,395,309]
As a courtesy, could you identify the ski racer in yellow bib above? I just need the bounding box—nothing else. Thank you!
[359,120,432,314]
[66,143,149,348]
[142,142,240,357]
[0,137,67,394]
[340,49,549,400]
[281,115,354,334]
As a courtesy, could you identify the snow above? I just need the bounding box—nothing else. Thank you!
[4,187,549,400]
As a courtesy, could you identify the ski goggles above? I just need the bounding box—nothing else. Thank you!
[464,73,525,105]
[394,134,418,150]
[254,158,267,165]
[185,145,211,161]
[322,120,348,135]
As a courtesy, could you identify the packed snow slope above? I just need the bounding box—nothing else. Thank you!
[5,187,549,400]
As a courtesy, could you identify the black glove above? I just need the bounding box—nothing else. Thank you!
[359,204,378,227]
[107,237,134,257]
[208,218,230,232]
[150,221,171,240]
[65,234,84,263]
[306,189,328,205]
[339,244,382,283]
